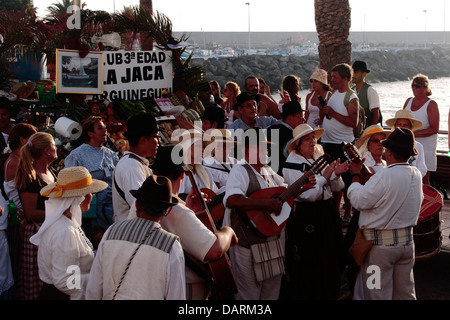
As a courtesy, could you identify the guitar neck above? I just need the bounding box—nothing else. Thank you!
[186,169,218,233]
[278,169,314,203]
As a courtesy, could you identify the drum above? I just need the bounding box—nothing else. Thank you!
[413,184,443,261]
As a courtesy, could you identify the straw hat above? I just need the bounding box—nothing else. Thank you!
[209,128,238,144]
[354,124,391,149]
[385,109,423,131]
[310,67,328,85]
[41,166,108,198]
[10,81,36,99]
[287,124,324,152]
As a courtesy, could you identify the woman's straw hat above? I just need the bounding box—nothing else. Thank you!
[354,124,391,149]
[287,123,324,152]
[385,109,423,131]
[41,166,108,198]
[310,67,328,85]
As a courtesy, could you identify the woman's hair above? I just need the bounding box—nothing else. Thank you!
[15,132,54,191]
[412,73,432,96]
[224,81,241,104]
[82,116,103,142]
[281,75,302,101]
[7,123,37,151]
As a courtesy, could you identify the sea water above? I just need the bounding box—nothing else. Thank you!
[276,77,450,152]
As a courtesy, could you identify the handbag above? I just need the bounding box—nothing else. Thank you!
[250,238,285,282]
[348,227,373,266]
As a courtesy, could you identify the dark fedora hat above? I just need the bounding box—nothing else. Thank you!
[352,60,370,73]
[123,113,162,139]
[233,92,260,111]
[130,175,178,207]
[381,127,418,158]
[151,144,186,174]
[280,100,305,117]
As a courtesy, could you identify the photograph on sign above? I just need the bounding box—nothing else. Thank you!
[56,49,104,94]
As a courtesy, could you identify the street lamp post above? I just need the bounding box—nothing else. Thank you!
[424,9,428,48]
[245,2,251,53]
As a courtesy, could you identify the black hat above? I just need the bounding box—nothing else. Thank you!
[151,144,186,174]
[233,92,260,111]
[381,127,418,158]
[352,61,370,73]
[203,105,227,124]
[130,175,178,208]
[123,113,161,139]
[280,100,305,117]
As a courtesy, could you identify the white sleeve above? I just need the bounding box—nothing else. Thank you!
[165,240,186,300]
[367,87,381,110]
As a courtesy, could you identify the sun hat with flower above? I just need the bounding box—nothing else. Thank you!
[354,124,391,150]
[40,166,108,198]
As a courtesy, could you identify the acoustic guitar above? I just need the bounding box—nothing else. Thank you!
[201,188,225,222]
[244,154,330,237]
[183,165,237,299]
[342,142,375,184]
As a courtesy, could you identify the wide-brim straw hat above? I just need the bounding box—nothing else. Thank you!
[41,166,108,198]
[385,109,423,131]
[355,124,391,149]
[11,81,36,99]
[310,67,328,85]
[287,124,324,152]
[208,128,239,145]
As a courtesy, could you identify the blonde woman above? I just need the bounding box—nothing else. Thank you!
[15,132,58,299]
[220,81,241,127]
[402,73,439,185]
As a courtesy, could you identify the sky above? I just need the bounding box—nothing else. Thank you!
[32,0,450,33]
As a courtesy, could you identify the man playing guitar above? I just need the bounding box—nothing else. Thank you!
[223,127,315,300]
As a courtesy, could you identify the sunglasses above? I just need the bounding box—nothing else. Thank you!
[411,84,425,88]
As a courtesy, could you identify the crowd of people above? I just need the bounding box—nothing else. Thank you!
[0,60,441,301]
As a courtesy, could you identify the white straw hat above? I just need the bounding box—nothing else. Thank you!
[385,109,423,131]
[41,166,108,198]
[310,67,328,85]
[287,124,324,152]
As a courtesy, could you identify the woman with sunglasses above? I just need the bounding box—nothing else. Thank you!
[402,73,439,185]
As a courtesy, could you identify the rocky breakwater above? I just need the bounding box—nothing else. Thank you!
[190,46,450,90]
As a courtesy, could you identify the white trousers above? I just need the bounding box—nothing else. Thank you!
[353,244,416,300]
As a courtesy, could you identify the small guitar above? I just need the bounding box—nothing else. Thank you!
[342,142,375,184]
[244,154,330,237]
[183,165,237,299]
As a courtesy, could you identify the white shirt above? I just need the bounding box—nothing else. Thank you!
[37,216,94,300]
[203,155,238,192]
[347,163,423,230]
[283,152,344,202]
[112,151,151,222]
[321,90,358,144]
[86,219,185,300]
[160,202,217,285]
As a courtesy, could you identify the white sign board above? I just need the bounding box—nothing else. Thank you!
[94,49,173,101]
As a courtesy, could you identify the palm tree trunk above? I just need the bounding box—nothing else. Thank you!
[140,0,153,50]
[314,0,352,72]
